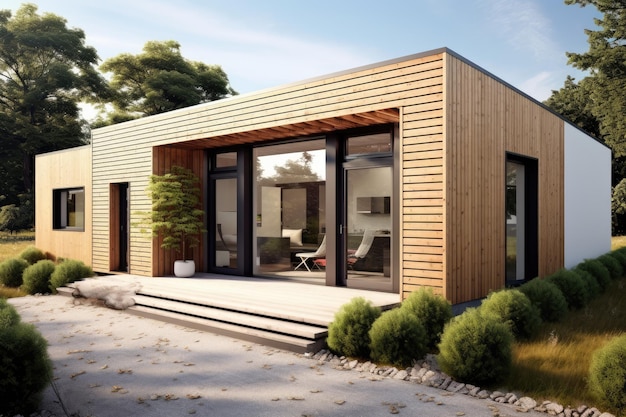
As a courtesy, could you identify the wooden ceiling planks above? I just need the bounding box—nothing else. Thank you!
[168,109,400,150]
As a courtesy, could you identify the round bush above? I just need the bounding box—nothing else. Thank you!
[49,259,94,292]
[327,297,381,358]
[588,334,626,413]
[608,249,626,272]
[369,308,428,368]
[437,308,513,385]
[518,278,568,323]
[0,257,28,287]
[597,254,623,281]
[577,259,611,292]
[21,260,55,295]
[545,269,589,310]
[401,287,452,351]
[573,267,601,301]
[0,299,20,329]
[479,289,541,340]
[0,322,53,416]
[19,246,46,265]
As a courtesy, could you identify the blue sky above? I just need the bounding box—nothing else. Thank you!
[6,0,600,104]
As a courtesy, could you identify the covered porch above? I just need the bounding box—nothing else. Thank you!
[62,274,400,353]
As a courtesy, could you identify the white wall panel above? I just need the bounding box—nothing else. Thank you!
[564,123,611,267]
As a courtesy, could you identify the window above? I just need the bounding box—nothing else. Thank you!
[53,188,85,230]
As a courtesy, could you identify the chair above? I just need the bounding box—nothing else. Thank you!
[348,229,375,268]
[294,235,326,272]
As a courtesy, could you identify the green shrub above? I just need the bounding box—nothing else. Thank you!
[0,298,20,329]
[0,257,28,287]
[597,254,623,280]
[19,246,46,265]
[401,287,453,351]
[608,249,626,272]
[437,308,513,385]
[49,259,94,292]
[573,267,602,301]
[479,289,541,340]
[588,334,626,413]
[577,259,611,292]
[369,307,428,368]
[0,322,53,416]
[327,297,381,358]
[21,260,55,295]
[545,269,589,310]
[518,278,568,323]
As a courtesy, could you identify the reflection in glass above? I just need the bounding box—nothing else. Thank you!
[506,162,525,281]
[254,140,326,278]
[346,167,392,284]
[346,133,391,155]
[215,177,237,268]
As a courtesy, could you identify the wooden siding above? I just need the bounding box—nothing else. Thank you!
[400,62,446,300]
[444,55,564,304]
[35,146,92,264]
[91,51,444,277]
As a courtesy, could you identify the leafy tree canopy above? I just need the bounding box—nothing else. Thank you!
[99,40,237,120]
[0,3,108,200]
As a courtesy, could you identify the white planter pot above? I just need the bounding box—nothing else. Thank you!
[174,260,195,277]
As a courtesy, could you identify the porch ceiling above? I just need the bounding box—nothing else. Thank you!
[171,108,400,150]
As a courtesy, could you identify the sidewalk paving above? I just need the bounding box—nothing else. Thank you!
[9,295,550,417]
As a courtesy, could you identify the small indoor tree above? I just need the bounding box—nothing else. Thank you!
[145,166,205,277]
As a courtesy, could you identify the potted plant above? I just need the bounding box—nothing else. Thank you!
[144,165,205,277]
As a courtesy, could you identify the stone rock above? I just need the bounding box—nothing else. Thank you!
[581,408,599,417]
[469,386,481,397]
[446,381,465,393]
[438,376,452,390]
[507,394,518,404]
[517,397,537,410]
[393,370,408,380]
[546,402,564,415]
[490,391,505,400]
[598,413,615,417]
[476,390,491,400]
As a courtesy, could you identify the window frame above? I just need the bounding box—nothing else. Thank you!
[53,187,85,231]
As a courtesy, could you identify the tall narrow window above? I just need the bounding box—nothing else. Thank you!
[505,155,538,284]
[53,188,85,230]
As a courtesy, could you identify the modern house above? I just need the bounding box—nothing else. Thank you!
[35,47,611,306]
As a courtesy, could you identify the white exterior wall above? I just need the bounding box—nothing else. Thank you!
[564,123,612,268]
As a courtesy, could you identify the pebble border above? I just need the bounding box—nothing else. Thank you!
[304,349,616,417]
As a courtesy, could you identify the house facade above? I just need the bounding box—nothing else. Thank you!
[35,48,611,305]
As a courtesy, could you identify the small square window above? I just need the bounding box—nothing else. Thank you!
[53,188,85,230]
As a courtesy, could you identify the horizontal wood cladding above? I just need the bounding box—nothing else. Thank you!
[35,146,92,265]
[92,52,445,277]
[445,54,564,305]
[400,59,445,301]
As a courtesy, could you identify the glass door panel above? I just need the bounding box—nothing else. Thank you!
[253,140,326,280]
[215,177,237,268]
[506,161,525,282]
[346,166,392,291]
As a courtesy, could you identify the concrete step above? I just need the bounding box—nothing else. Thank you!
[128,304,324,353]
[131,294,328,340]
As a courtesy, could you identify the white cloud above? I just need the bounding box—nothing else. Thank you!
[517,71,555,101]
[479,0,561,64]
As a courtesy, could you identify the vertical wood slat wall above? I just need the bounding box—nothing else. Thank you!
[151,147,205,276]
[444,55,564,304]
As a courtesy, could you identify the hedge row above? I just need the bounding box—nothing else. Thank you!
[327,247,626,409]
[0,246,94,294]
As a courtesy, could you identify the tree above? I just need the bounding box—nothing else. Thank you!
[99,40,237,120]
[564,0,626,157]
[544,76,600,138]
[271,151,320,184]
[0,4,108,218]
